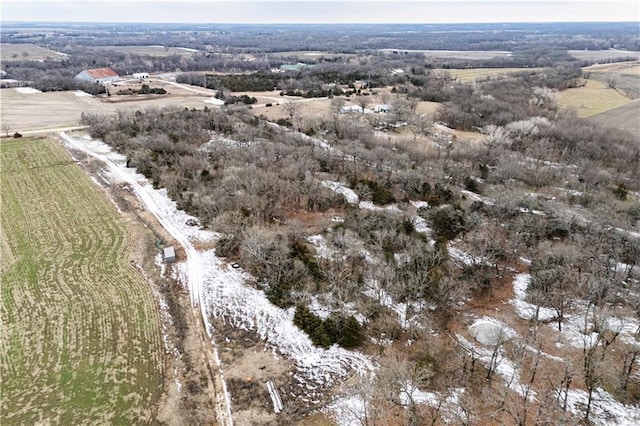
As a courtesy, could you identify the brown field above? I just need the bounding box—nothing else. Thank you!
[447,67,541,82]
[0,80,220,132]
[589,100,640,136]
[0,43,67,62]
[569,49,640,62]
[91,45,200,56]
[558,79,633,117]
[380,49,512,60]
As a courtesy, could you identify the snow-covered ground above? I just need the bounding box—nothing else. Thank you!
[321,180,359,204]
[60,133,375,416]
[511,273,557,321]
[15,87,42,94]
[457,333,533,399]
[359,200,402,213]
[460,189,495,206]
[364,279,429,329]
[204,97,225,105]
[561,387,640,426]
[74,90,93,97]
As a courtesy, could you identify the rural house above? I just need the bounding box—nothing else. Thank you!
[163,246,176,263]
[74,67,119,85]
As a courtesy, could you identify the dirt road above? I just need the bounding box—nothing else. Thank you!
[59,132,233,426]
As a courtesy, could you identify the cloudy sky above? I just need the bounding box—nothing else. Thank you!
[2,0,639,24]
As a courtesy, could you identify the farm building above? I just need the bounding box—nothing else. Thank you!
[163,246,176,263]
[74,67,119,85]
[132,72,149,79]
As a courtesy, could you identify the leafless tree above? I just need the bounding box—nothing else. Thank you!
[375,350,434,426]
[2,122,14,137]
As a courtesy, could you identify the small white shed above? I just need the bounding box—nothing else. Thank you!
[163,246,176,263]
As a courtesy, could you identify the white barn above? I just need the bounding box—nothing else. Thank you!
[74,67,119,85]
[133,72,149,79]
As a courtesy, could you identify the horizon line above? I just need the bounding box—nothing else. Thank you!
[3,20,639,25]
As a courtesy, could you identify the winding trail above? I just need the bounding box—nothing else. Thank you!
[59,132,233,426]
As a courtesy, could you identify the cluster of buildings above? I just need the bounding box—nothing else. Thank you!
[73,68,149,85]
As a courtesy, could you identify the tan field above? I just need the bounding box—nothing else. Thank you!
[0,79,221,132]
[447,67,541,83]
[558,78,633,118]
[569,50,640,62]
[90,45,200,56]
[1,43,67,62]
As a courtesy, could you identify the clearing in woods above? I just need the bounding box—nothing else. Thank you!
[0,138,164,424]
[558,78,633,117]
[447,67,542,82]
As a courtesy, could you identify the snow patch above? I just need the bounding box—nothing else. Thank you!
[204,97,225,105]
[15,87,42,94]
[201,249,375,386]
[460,189,495,206]
[511,273,557,321]
[307,234,336,259]
[74,90,93,97]
[410,200,429,209]
[321,180,359,204]
[358,201,402,213]
[411,215,431,235]
[561,387,640,426]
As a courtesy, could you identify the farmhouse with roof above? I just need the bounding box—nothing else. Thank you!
[74,67,119,85]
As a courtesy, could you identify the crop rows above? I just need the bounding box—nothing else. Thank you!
[1,138,164,424]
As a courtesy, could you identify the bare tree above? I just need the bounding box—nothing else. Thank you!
[2,122,14,137]
[375,350,434,426]
[283,100,299,122]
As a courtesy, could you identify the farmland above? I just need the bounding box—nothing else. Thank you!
[0,138,164,424]
[447,67,541,82]
[0,43,67,62]
[90,45,199,56]
[558,78,633,117]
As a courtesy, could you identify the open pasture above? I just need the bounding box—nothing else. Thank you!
[558,78,633,117]
[91,45,199,56]
[1,138,164,424]
[446,67,541,82]
[0,84,215,132]
[584,62,640,99]
[569,49,640,62]
[0,43,67,62]
[380,49,512,60]
[589,100,640,136]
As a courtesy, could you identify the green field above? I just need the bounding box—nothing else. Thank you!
[1,138,164,423]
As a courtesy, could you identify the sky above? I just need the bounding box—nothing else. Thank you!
[2,0,639,24]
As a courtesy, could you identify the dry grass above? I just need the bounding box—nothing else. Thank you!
[584,61,640,76]
[589,100,640,136]
[380,49,512,60]
[91,45,198,56]
[0,43,67,62]
[447,67,541,83]
[0,137,164,423]
[0,85,215,132]
[569,50,640,62]
[558,79,633,117]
